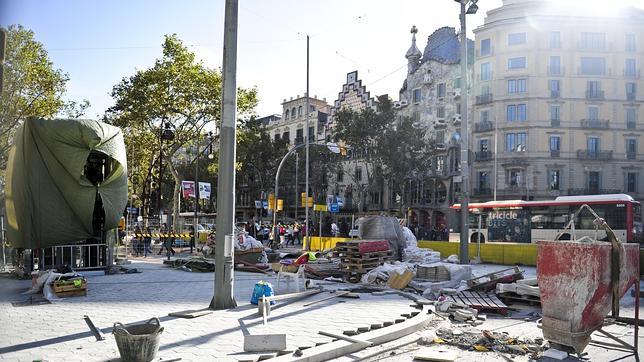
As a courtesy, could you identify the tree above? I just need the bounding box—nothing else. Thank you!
[332,95,394,212]
[106,34,257,228]
[0,25,88,172]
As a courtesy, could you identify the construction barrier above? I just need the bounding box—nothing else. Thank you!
[417,240,538,266]
[306,237,351,251]
[134,233,193,238]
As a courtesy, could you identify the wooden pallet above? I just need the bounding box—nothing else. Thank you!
[498,292,541,305]
[467,266,523,292]
[446,291,509,315]
[335,240,390,253]
[335,250,393,259]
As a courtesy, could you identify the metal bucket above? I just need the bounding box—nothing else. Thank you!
[113,317,164,362]
[537,241,639,352]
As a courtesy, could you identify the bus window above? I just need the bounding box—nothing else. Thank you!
[573,204,626,230]
[531,206,568,229]
[634,203,642,223]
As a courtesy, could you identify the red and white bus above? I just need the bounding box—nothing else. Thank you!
[453,194,643,244]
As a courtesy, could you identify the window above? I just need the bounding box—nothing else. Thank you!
[456,103,461,115]
[508,169,523,186]
[413,88,422,103]
[436,156,445,172]
[355,167,362,181]
[506,104,526,121]
[549,56,561,74]
[627,173,637,193]
[308,126,314,140]
[282,131,290,143]
[627,139,637,159]
[550,105,561,121]
[580,57,605,75]
[625,59,636,76]
[481,110,490,123]
[437,83,446,98]
[549,170,561,190]
[291,107,296,118]
[480,38,491,56]
[454,77,461,88]
[588,171,601,193]
[587,80,602,97]
[626,34,636,52]
[550,136,561,151]
[296,128,303,143]
[337,170,344,183]
[587,137,600,153]
[508,32,526,45]
[626,82,636,99]
[506,132,527,152]
[587,105,599,120]
[480,62,491,80]
[274,133,280,142]
[285,109,290,120]
[437,106,445,119]
[478,172,489,190]
[627,109,636,128]
[508,57,527,69]
[549,79,560,92]
[550,31,561,48]
[580,32,606,49]
[298,106,302,117]
[309,105,315,112]
[480,139,489,152]
[507,79,526,94]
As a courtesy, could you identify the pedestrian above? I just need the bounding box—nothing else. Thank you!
[331,221,339,237]
[133,226,142,257]
[158,223,168,255]
[293,223,301,244]
[164,228,176,259]
[286,224,294,246]
[144,227,153,257]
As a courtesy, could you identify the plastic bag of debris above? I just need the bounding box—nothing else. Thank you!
[401,226,442,264]
[412,263,473,299]
[360,262,415,285]
[358,216,405,260]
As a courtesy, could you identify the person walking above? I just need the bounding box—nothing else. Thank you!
[143,227,153,257]
[293,223,301,245]
[158,223,168,255]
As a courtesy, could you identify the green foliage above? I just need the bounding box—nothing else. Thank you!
[105,34,258,224]
[0,25,88,171]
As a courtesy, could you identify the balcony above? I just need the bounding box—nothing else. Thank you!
[550,150,560,157]
[475,93,493,105]
[627,151,636,160]
[550,90,560,98]
[474,121,494,132]
[473,187,492,196]
[547,66,564,76]
[551,119,561,127]
[627,92,636,101]
[580,119,609,129]
[624,69,641,79]
[576,150,613,160]
[568,188,621,196]
[475,150,493,161]
[585,90,604,100]
[434,120,447,129]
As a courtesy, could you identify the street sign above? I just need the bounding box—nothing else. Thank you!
[262,200,268,209]
[313,204,327,212]
[254,200,262,208]
[127,207,138,214]
[336,196,343,207]
[329,203,339,213]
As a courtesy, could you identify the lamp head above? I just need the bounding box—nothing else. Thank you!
[466,3,479,14]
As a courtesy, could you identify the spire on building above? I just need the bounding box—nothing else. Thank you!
[405,25,422,74]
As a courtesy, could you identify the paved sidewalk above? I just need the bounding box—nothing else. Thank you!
[0,257,418,361]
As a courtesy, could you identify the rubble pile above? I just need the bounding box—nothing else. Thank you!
[432,327,546,358]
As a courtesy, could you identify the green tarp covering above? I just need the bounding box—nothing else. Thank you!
[5,118,128,249]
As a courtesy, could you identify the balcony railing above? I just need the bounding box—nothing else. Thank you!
[473,187,492,196]
[475,93,493,105]
[475,151,493,161]
[550,150,560,157]
[547,66,564,76]
[474,121,494,132]
[585,90,604,100]
[551,119,561,127]
[624,69,641,79]
[576,150,613,160]
[580,119,609,129]
[550,90,561,98]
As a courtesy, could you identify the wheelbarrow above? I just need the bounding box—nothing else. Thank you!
[537,204,640,353]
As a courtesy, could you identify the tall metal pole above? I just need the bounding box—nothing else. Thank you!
[458,1,470,264]
[304,35,311,250]
[493,118,498,201]
[193,138,199,254]
[211,0,238,310]
[295,152,299,221]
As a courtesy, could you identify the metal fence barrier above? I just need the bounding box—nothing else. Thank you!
[36,243,108,271]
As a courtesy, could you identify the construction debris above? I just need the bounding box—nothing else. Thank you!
[432,327,546,358]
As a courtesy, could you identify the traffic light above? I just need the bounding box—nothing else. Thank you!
[268,194,275,210]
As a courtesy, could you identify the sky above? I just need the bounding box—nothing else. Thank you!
[0,0,640,120]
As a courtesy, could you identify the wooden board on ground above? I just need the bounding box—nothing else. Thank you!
[497,292,541,305]
[169,309,214,318]
[447,291,508,315]
[387,269,414,289]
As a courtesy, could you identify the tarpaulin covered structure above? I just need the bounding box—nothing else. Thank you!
[5,117,128,249]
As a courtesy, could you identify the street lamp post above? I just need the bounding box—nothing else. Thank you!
[455,0,477,264]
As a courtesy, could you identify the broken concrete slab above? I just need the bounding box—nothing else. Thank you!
[413,348,458,361]
[243,334,287,352]
[543,348,568,360]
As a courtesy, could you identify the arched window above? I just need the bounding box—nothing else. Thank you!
[298,106,303,117]
[292,107,296,118]
[285,109,290,120]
